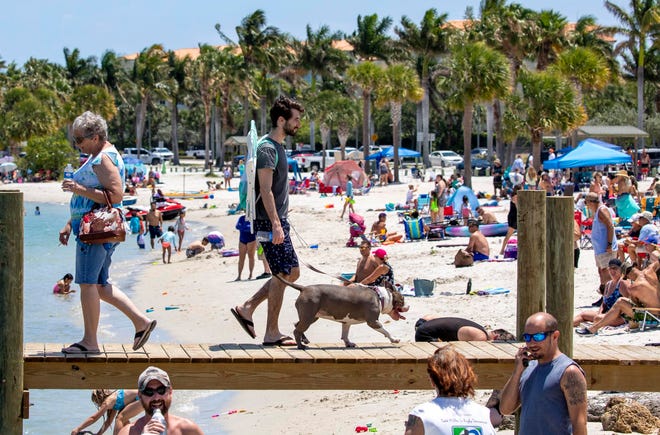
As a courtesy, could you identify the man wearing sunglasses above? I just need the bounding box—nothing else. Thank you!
[117,366,202,434]
[499,312,587,435]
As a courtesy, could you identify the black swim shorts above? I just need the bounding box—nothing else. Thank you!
[254,218,299,276]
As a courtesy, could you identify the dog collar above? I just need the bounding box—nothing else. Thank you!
[373,286,393,314]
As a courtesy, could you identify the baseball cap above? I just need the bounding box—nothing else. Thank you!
[138,366,171,391]
[640,211,654,222]
[373,248,387,259]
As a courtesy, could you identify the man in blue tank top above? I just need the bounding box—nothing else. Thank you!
[500,312,587,434]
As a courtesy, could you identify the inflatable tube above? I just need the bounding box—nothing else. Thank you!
[444,222,509,237]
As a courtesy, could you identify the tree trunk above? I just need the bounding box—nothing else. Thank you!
[204,104,213,174]
[486,102,494,160]
[493,100,504,164]
[309,120,316,150]
[637,59,645,148]
[362,91,371,173]
[243,96,250,135]
[531,128,542,171]
[214,104,222,168]
[421,76,431,167]
[171,101,180,165]
[463,102,473,188]
[320,123,330,170]
[338,123,350,160]
[260,97,268,136]
[416,102,422,153]
[392,102,402,183]
[135,95,148,151]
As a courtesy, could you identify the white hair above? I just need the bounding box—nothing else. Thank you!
[72,111,108,142]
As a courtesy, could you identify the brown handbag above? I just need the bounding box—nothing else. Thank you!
[78,190,126,244]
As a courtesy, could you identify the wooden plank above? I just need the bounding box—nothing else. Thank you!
[378,344,417,363]
[360,343,399,363]
[218,343,253,362]
[204,344,231,362]
[45,344,69,362]
[301,344,337,362]
[410,342,439,357]
[398,342,434,361]
[23,343,45,361]
[181,344,212,363]
[260,344,295,363]
[102,344,126,363]
[280,346,315,363]
[141,343,170,362]
[450,341,498,363]
[239,344,276,363]
[601,344,659,365]
[316,344,359,363]
[161,344,191,363]
[476,342,519,361]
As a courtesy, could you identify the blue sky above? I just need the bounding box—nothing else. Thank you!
[1,0,620,66]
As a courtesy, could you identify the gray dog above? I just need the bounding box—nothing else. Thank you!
[275,276,409,349]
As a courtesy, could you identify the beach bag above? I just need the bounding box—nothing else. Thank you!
[79,190,126,244]
[454,249,474,267]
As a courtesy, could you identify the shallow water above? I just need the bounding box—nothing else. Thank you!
[22,202,230,434]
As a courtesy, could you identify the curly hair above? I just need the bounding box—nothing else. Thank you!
[72,111,108,142]
[427,346,477,398]
[269,96,304,127]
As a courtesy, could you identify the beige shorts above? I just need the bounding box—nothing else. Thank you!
[595,251,617,269]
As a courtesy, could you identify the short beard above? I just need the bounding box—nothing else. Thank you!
[283,125,297,136]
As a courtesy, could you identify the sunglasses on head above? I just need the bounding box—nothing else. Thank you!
[141,385,168,397]
[522,330,555,343]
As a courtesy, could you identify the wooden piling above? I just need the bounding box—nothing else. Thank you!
[546,196,574,356]
[516,190,546,336]
[0,191,24,434]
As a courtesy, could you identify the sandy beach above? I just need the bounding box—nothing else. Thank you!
[5,168,659,434]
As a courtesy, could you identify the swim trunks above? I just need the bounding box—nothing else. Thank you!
[148,225,162,239]
[254,218,298,276]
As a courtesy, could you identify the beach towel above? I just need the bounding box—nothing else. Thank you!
[469,287,510,296]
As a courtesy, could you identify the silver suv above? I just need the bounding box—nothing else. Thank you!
[122,148,161,165]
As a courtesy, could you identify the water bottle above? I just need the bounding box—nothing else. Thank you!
[256,231,272,242]
[466,278,472,295]
[151,408,167,434]
[63,163,74,180]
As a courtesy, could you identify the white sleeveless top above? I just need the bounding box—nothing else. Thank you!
[409,396,496,435]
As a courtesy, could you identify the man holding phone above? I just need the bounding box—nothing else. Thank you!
[499,312,588,435]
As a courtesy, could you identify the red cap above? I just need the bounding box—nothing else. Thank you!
[373,248,387,259]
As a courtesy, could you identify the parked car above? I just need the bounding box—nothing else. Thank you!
[151,147,174,162]
[185,146,206,159]
[122,148,161,165]
[471,147,489,159]
[457,158,492,171]
[429,150,463,167]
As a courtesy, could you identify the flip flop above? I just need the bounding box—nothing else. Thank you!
[61,343,101,355]
[133,320,157,351]
[575,327,595,336]
[262,337,296,346]
[231,307,256,339]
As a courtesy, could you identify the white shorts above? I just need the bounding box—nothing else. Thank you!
[595,251,617,269]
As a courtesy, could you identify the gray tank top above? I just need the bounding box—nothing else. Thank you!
[519,353,584,434]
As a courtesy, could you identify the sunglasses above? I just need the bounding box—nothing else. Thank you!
[141,385,169,397]
[522,330,555,343]
[73,134,95,145]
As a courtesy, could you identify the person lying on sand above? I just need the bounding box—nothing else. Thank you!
[414,315,514,342]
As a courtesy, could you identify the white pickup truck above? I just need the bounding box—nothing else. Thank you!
[296,150,337,172]
[122,148,161,165]
[185,146,206,159]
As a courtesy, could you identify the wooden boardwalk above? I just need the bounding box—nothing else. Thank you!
[24,341,660,392]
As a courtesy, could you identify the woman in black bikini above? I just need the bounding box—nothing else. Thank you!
[573,258,629,327]
[359,248,394,287]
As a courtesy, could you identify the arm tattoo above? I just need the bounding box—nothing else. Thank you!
[405,414,421,430]
[562,367,587,406]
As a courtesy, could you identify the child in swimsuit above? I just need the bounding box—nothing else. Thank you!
[158,226,177,264]
[53,273,74,294]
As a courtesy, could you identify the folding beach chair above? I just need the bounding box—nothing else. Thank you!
[575,210,593,250]
[633,307,660,331]
[403,217,426,241]
[417,193,430,214]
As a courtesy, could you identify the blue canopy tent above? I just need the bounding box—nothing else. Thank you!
[543,138,630,169]
[365,147,422,160]
[123,157,146,177]
[447,185,480,214]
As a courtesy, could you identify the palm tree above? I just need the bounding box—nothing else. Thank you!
[63,48,101,87]
[443,42,510,187]
[375,64,423,183]
[605,0,660,144]
[216,9,292,134]
[131,44,168,151]
[346,61,383,169]
[570,15,618,75]
[531,9,569,71]
[189,45,223,173]
[162,51,191,165]
[347,13,394,62]
[395,9,453,167]
[331,95,360,160]
[517,69,582,169]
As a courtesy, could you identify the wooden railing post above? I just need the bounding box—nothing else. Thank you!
[546,196,574,357]
[516,191,547,336]
[0,191,24,434]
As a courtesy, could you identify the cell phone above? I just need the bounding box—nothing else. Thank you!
[522,349,533,367]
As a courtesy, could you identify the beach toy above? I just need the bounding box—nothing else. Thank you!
[369,428,377,432]
[209,194,214,199]
[309,244,318,249]
[165,306,180,310]
[325,204,334,208]
[146,308,154,313]
[355,427,368,433]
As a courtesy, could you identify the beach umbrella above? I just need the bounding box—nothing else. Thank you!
[0,162,17,174]
[322,160,366,191]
